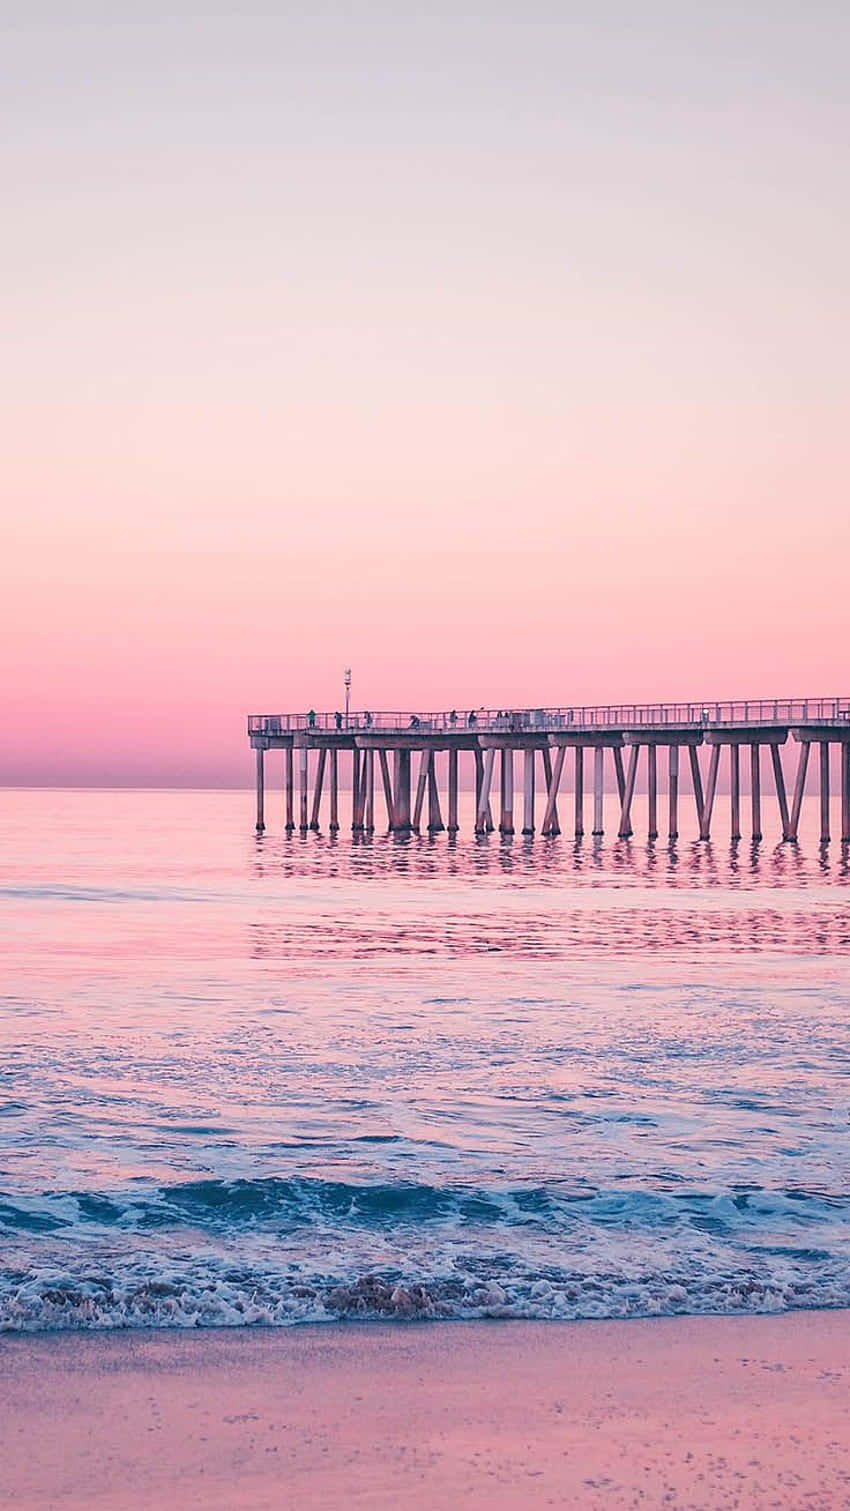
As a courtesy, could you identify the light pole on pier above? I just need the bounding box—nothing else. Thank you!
[344,667,351,727]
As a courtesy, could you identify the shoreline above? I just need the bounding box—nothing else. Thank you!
[3,1310,849,1509]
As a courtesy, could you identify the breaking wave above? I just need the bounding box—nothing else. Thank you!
[3,1174,849,1332]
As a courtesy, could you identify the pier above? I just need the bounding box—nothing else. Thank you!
[248,699,850,843]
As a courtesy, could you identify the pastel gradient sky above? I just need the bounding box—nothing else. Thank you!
[4,3,848,785]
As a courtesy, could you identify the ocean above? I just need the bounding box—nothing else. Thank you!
[1,787,848,1332]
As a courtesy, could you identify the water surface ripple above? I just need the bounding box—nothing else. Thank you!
[1,789,848,1330]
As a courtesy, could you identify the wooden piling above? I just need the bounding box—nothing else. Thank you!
[500,748,514,834]
[668,744,679,840]
[522,748,535,834]
[284,746,294,831]
[820,741,830,843]
[751,744,762,840]
[729,744,740,840]
[448,748,459,832]
[592,746,604,835]
[255,747,265,833]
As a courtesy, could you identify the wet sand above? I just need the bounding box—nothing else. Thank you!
[2,1311,849,1509]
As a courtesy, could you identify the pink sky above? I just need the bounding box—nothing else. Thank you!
[4,6,848,785]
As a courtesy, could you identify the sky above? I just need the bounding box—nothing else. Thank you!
[3,2,848,785]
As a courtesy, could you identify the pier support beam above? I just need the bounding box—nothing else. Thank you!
[668,744,679,840]
[329,748,339,832]
[647,745,657,840]
[574,746,584,838]
[729,744,740,841]
[299,746,309,831]
[689,746,705,837]
[476,748,496,833]
[699,745,720,840]
[393,749,411,832]
[592,746,604,835]
[770,744,791,841]
[541,747,559,836]
[255,747,265,833]
[378,748,395,830]
[751,745,762,840]
[351,748,362,831]
[820,742,830,843]
[788,740,810,843]
[284,747,294,831]
[541,746,566,837]
[612,747,626,809]
[310,747,326,830]
[500,748,514,834]
[618,745,639,839]
[412,751,430,831]
[364,748,374,832]
[522,748,535,834]
[843,743,850,843]
[448,748,459,832]
[427,753,444,832]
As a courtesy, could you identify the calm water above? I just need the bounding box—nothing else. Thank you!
[1,788,849,1331]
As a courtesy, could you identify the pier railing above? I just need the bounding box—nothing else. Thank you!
[248,697,850,738]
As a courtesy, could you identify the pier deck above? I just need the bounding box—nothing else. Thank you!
[247,699,850,842]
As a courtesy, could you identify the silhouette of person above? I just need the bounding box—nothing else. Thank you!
[308,709,316,728]
[334,711,342,730]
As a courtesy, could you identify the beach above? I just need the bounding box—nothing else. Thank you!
[3,1310,849,1509]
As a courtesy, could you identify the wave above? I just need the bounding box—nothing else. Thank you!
[2,1175,847,1239]
[2,1173,849,1332]
[2,1248,848,1334]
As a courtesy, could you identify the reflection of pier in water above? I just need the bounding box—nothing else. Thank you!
[248,699,850,843]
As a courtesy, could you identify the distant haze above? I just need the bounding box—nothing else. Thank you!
[4,3,848,785]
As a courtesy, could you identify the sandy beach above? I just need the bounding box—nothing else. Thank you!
[2,1310,849,1509]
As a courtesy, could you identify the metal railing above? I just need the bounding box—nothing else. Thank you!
[248,697,850,738]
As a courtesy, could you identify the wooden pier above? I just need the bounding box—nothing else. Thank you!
[247,700,850,842]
